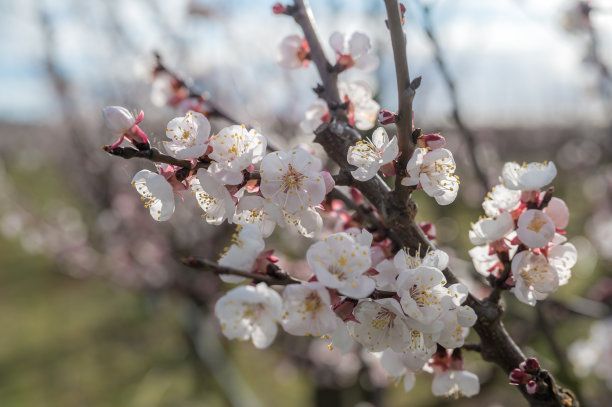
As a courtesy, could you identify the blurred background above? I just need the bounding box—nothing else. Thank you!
[1,0,611,406]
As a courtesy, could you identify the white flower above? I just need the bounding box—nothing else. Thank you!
[214,282,283,349]
[299,81,380,133]
[482,184,521,217]
[299,100,328,134]
[468,245,501,276]
[510,244,577,306]
[468,211,514,245]
[328,317,355,354]
[218,224,265,284]
[306,230,374,298]
[163,110,210,159]
[379,346,433,392]
[401,148,459,205]
[502,161,557,191]
[259,149,326,213]
[277,34,310,69]
[543,197,569,230]
[349,298,410,352]
[437,304,477,349]
[329,31,379,72]
[234,195,282,238]
[103,106,136,135]
[516,209,556,248]
[373,249,449,292]
[436,285,477,348]
[191,169,235,225]
[208,125,267,185]
[432,369,480,398]
[347,127,398,181]
[131,169,175,221]
[281,282,337,336]
[396,265,451,326]
[549,242,578,286]
[281,207,323,237]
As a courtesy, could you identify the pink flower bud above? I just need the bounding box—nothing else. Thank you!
[400,3,407,24]
[520,357,540,373]
[103,106,136,136]
[526,380,538,395]
[417,133,446,150]
[349,187,363,205]
[509,368,530,385]
[272,3,286,14]
[321,170,335,194]
[378,110,398,125]
[418,222,436,240]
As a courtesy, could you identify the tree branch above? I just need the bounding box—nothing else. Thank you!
[180,257,302,286]
[384,0,417,200]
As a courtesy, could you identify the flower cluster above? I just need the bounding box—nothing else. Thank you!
[277,30,380,133]
[214,227,479,397]
[104,108,332,237]
[468,161,577,305]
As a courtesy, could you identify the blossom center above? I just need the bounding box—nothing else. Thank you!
[280,164,306,192]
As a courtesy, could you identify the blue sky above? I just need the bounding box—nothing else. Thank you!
[1,0,611,127]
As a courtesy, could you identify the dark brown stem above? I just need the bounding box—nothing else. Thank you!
[292,0,344,112]
[180,257,301,286]
[384,0,416,201]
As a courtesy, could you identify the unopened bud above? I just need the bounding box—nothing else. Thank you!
[418,222,436,240]
[509,368,530,385]
[378,110,398,125]
[349,187,363,205]
[103,106,136,136]
[321,171,335,194]
[526,380,538,395]
[520,357,541,373]
[272,3,286,14]
[400,3,407,24]
[417,133,446,150]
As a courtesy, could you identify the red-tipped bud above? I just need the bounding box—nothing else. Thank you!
[509,368,530,385]
[272,3,286,14]
[321,170,335,194]
[520,357,541,373]
[400,3,407,25]
[526,380,538,395]
[378,110,399,125]
[418,222,436,240]
[349,187,363,205]
[417,133,446,150]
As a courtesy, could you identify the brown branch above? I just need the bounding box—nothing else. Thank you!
[291,0,344,111]
[420,3,489,191]
[181,257,302,286]
[384,0,418,201]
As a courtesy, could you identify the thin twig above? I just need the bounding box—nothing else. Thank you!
[383,0,417,200]
[181,256,302,285]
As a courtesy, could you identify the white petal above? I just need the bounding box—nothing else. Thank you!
[354,53,380,72]
[543,197,569,230]
[329,31,345,53]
